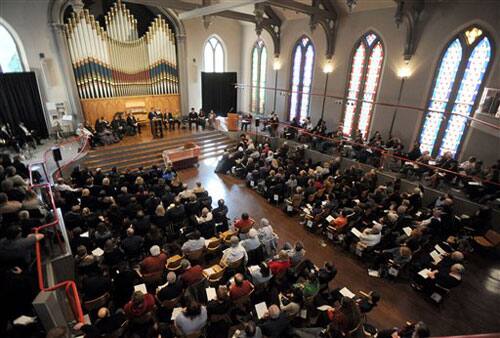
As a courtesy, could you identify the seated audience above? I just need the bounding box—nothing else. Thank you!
[156,272,183,301]
[139,245,167,275]
[221,236,248,266]
[174,299,207,335]
[229,273,254,300]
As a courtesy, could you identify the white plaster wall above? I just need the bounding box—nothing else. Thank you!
[1,0,498,162]
[0,0,71,109]
[236,1,500,163]
[183,17,242,112]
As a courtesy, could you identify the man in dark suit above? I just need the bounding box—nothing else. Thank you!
[167,112,175,130]
[188,108,198,130]
[155,110,163,138]
[259,305,290,337]
[126,113,141,134]
[156,271,183,301]
[148,108,156,137]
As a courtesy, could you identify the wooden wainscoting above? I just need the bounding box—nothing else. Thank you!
[80,94,181,123]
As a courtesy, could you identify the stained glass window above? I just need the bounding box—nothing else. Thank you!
[0,23,24,73]
[419,26,492,157]
[250,40,267,113]
[342,32,384,138]
[420,39,462,154]
[289,36,315,121]
[204,36,224,72]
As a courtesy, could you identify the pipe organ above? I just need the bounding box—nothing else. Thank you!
[64,0,178,99]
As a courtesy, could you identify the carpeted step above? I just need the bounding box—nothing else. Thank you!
[82,130,235,172]
[84,131,222,161]
[86,139,235,172]
[84,134,229,165]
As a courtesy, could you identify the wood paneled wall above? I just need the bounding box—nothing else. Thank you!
[80,94,181,123]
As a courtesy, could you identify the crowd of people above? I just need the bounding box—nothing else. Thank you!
[256,117,500,207]
[77,108,220,150]
[0,112,497,337]
[76,113,142,149]
[0,149,435,338]
[218,134,495,302]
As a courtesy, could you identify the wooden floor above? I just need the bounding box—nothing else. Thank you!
[83,127,235,172]
[177,158,500,337]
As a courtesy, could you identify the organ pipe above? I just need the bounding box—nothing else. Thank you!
[64,0,179,99]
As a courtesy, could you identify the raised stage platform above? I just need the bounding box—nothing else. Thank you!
[82,128,235,172]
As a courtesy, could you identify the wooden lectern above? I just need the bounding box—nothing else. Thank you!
[227,113,239,131]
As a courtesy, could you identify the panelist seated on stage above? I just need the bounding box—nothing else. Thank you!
[111,115,127,139]
[161,111,181,131]
[208,110,217,130]
[188,108,198,130]
[18,122,42,148]
[126,112,141,135]
[198,110,207,130]
[94,117,119,145]
[0,123,21,152]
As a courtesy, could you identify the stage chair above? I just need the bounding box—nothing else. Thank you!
[206,237,222,261]
[203,264,226,286]
[220,230,237,245]
[166,255,184,272]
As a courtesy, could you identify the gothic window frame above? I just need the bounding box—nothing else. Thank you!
[203,35,225,73]
[250,40,267,114]
[418,25,494,158]
[288,35,315,122]
[0,18,28,73]
[341,31,385,139]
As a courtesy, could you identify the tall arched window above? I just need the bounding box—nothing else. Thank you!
[342,32,384,138]
[250,40,267,114]
[419,26,493,157]
[0,22,25,73]
[204,36,224,72]
[289,36,315,121]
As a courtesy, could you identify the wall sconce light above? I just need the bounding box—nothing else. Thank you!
[397,64,411,79]
[273,58,282,71]
[323,59,334,74]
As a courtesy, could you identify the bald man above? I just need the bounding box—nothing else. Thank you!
[75,307,126,336]
[259,304,290,337]
[229,273,254,301]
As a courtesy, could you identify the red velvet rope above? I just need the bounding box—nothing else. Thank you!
[27,135,89,324]
[235,83,500,131]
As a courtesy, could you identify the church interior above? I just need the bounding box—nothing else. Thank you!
[0,0,499,337]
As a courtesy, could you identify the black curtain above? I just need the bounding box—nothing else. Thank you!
[201,72,237,117]
[0,72,48,138]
